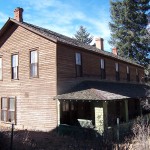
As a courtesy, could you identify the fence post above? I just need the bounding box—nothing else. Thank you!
[117,118,120,150]
[10,123,14,150]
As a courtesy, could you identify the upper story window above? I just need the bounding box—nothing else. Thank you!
[75,53,82,77]
[30,50,38,78]
[0,57,2,80]
[115,63,120,81]
[1,97,16,123]
[127,66,130,81]
[100,59,106,79]
[11,54,18,79]
[136,69,139,82]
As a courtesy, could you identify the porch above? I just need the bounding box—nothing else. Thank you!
[58,98,141,133]
[55,81,149,134]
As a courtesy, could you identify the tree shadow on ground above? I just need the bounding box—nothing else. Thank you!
[0,125,131,150]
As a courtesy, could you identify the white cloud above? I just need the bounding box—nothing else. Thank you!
[13,0,112,51]
[0,12,9,23]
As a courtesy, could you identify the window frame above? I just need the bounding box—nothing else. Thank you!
[75,52,82,77]
[136,69,139,82]
[1,97,16,124]
[0,57,3,81]
[11,53,19,80]
[126,66,130,81]
[100,59,106,79]
[115,62,120,81]
[29,49,39,78]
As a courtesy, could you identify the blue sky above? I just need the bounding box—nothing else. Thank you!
[0,0,112,51]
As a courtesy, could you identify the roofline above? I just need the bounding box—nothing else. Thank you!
[0,19,144,68]
[10,19,58,43]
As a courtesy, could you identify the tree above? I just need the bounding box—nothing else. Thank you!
[74,26,93,45]
[109,0,150,67]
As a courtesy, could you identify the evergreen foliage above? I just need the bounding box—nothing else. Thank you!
[74,26,93,45]
[109,0,150,66]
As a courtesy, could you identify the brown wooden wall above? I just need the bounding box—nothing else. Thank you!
[0,24,57,131]
[57,43,144,94]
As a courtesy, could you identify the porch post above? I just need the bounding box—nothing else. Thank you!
[94,101,108,134]
[57,100,60,126]
[103,101,108,128]
[125,100,129,122]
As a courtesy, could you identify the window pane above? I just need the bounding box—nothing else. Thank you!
[30,63,38,77]
[0,58,2,69]
[76,65,82,77]
[0,68,2,80]
[12,66,18,79]
[1,110,7,122]
[12,55,18,67]
[115,63,119,72]
[8,111,15,122]
[127,66,129,74]
[136,69,138,75]
[76,53,81,65]
[9,98,15,111]
[62,101,66,111]
[31,51,38,63]
[101,59,104,69]
[2,98,7,109]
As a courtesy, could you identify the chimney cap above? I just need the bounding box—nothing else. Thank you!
[14,7,24,12]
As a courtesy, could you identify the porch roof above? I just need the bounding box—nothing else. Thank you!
[55,81,150,101]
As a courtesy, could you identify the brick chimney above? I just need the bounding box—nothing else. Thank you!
[95,37,104,50]
[14,7,23,22]
[112,48,118,55]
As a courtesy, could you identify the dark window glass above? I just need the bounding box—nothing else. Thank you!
[100,59,106,79]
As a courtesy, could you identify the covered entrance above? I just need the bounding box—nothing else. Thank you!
[56,81,148,133]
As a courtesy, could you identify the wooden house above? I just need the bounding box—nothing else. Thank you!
[0,8,149,132]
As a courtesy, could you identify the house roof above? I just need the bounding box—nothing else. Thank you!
[55,81,150,101]
[0,18,143,68]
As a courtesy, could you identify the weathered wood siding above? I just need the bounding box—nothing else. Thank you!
[0,24,57,131]
[57,43,144,94]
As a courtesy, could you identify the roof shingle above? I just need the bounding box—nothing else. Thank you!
[55,81,150,100]
[9,19,142,68]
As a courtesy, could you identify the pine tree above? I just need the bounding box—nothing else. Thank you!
[109,0,150,66]
[74,26,93,45]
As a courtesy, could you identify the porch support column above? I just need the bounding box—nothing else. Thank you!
[94,101,108,134]
[103,101,108,128]
[125,100,129,122]
[57,100,60,126]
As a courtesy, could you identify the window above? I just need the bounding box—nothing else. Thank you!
[75,53,82,77]
[30,50,38,77]
[62,101,69,112]
[127,66,130,81]
[1,97,16,123]
[0,57,2,80]
[11,54,18,79]
[100,59,106,79]
[136,69,139,82]
[115,63,120,81]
